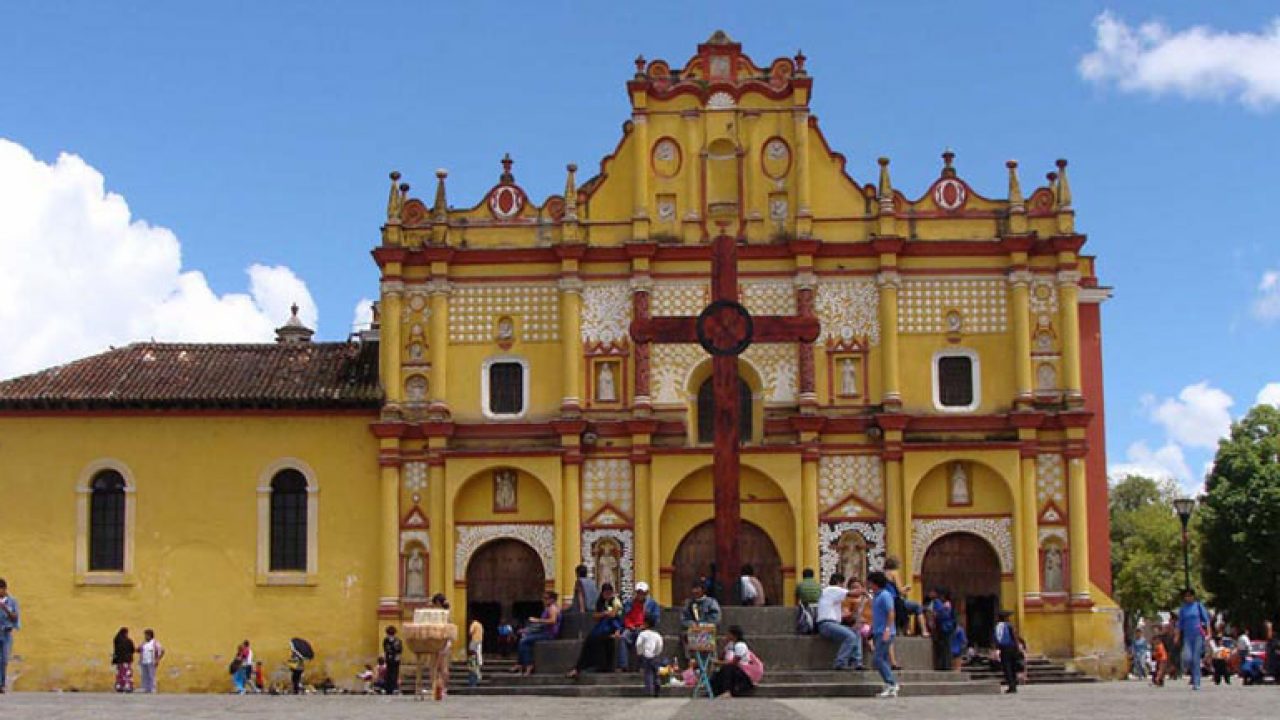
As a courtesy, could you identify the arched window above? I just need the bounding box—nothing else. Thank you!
[697,377,752,444]
[89,470,127,571]
[269,470,308,571]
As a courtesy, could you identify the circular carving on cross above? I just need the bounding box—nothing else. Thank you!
[696,299,754,356]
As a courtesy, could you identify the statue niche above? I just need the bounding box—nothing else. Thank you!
[836,530,868,584]
[705,138,740,217]
[592,537,622,592]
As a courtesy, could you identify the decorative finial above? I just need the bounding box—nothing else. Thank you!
[1006,160,1024,210]
[563,163,580,240]
[290,303,299,317]
[386,170,404,222]
[1055,159,1072,209]
[634,54,647,78]
[432,169,448,219]
[794,49,807,74]
[877,157,895,214]
[275,302,314,344]
[941,149,956,178]
[500,153,514,184]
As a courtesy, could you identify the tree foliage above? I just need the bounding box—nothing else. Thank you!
[1109,474,1196,633]
[1198,403,1280,632]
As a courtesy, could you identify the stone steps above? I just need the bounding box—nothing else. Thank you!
[961,655,1098,685]
[439,670,977,686]
[444,680,1000,698]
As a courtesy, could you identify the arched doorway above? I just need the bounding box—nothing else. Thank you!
[672,520,782,605]
[466,539,545,653]
[921,532,1001,647]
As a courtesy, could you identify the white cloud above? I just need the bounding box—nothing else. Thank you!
[1254,270,1280,321]
[1079,11,1280,109]
[0,138,317,380]
[1258,382,1280,407]
[351,298,375,333]
[1109,440,1193,483]
[1148,382,1234,450]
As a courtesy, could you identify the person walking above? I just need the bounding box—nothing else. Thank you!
[1151,634,1168,687]
[1174,588,1209,690]
[867,571,899,698]
[231,640,254,694]
[112,627,136,692]
[137,629,164,693]
[928,589,956,671]
[0,579,19,694]
[635,617,664,697]
[815,572,861,671]
[287,646,306,694]
[994,611,1021,694]
[382,625,403,694]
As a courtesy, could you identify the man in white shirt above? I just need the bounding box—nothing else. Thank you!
[635,619,665,697]
[815,573,862,670]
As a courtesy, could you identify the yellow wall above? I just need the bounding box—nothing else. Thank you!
[0,414,380,692]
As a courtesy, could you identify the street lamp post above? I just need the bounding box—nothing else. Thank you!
[1173,497,1196,590]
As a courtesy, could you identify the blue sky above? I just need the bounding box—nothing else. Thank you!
[2,1,1278,490]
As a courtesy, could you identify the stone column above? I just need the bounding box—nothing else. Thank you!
[427,279,450,415]
[800,447,820,572]
[381,280,404,406]
[378,456,401,617]
[796,272,818,412]
[559,276,584,414]
[632,112,650,240]
[1010,270,1033,406]
[1020,454,1041,600]
[792,108,812,237]
[632,277,653,415]
[561,456,583,599]
[1059,270,1083,405]
[682,110,703,242]
[1067,455,1090,602]
[877,271,902,408]
[632,453,653,584]
[428,453,447,598]
[883,456,905,564]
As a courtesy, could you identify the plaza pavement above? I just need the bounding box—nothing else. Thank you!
[0,681,1272,719]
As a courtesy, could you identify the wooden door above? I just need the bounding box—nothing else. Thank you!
[672,520,782,605]
[466,539,545,652]
[921,532,1002,647]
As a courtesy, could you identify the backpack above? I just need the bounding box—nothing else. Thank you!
[795,603,816,635]
[936,601,956,635]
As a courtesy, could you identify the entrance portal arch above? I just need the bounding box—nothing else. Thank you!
[920,532,1001,648]
[672,520,782,605]
[465,539,545,653]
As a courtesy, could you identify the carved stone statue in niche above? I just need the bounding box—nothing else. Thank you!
[1043,545,1065,593]
[593,537,622,591]
[494,469,517,512]
[840,358,857,396]
[950,463,970,505]
[405,375,428,403]
[405,546,427,598]
[497,316,514,342]
[597,363,617,402]
[836,530,867,584]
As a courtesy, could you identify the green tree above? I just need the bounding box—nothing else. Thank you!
[1198,403,1280,632]
[1109,474,1195,637]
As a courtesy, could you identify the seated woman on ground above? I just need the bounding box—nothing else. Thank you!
[566,582,624,679]
[709,625,765,698]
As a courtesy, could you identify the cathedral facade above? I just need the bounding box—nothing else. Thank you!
[0,34,1121,690]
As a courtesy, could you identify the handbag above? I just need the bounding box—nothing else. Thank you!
[795,603,815,635]
[228,658,242,675]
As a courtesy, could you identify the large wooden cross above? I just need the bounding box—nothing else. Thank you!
[630,233,820,600]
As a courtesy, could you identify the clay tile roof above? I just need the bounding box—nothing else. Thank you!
[0,341,383,410]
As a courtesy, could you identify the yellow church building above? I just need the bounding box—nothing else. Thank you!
[0,33,1121,691]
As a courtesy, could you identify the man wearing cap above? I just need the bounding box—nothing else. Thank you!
[617,582,663,671]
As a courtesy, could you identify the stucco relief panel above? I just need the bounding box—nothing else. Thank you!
[448,284,560,343]
[581,282,632,346]
[911,518,1014,575]
[455,524,556,581]
[580,528,635,597]
[582,458,633,523]
[819,521,886,582]
[814,280,880,346]
[818,455,883,512]
[899,278,1008,334]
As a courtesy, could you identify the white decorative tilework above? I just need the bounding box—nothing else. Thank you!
[403,462,427,493]
[1036,453,1065,506]
[651,345,704,405]
[819,521,886,583]
[814,280,880,346]
[1029,276,1059,316]
[899,278,1008,334]
[448,284,560,343]
[581,282,632,346]
[742,279,796,315]
[581,528,635,597]
[818,455,883,511]
[911,518,1014,574]
[741,343,797,403]
[582,458,633,521]
[651,281,708,317]
[455,524,555,581]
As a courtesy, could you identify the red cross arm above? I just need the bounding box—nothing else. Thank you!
[630,316,699,344]
[751,316,822,344]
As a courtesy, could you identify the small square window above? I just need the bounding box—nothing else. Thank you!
[488,362,524,415]
[937,356,974,408]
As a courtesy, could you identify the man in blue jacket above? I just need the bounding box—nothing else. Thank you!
[617,582,662,671]
[1174,587,1210,690]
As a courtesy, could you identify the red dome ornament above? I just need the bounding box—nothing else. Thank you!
[933,178,967,212]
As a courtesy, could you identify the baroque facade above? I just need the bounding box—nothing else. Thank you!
[0,33,1120,690]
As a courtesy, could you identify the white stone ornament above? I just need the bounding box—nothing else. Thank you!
[912,518,1013,575]
[820,521,886,582]
[581,528,635,596]
[818,455,883,511]
[456,524,555,581]
[815,280,880,347]
[580,282,632,346]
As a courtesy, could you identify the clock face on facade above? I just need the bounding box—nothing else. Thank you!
[696,300,754,356]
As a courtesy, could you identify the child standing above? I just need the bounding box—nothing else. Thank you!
[137,629,164,693]
[468,617,484,686]
[635,618,665,697]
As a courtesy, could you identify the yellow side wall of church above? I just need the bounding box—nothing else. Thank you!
[0,415,380,692]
